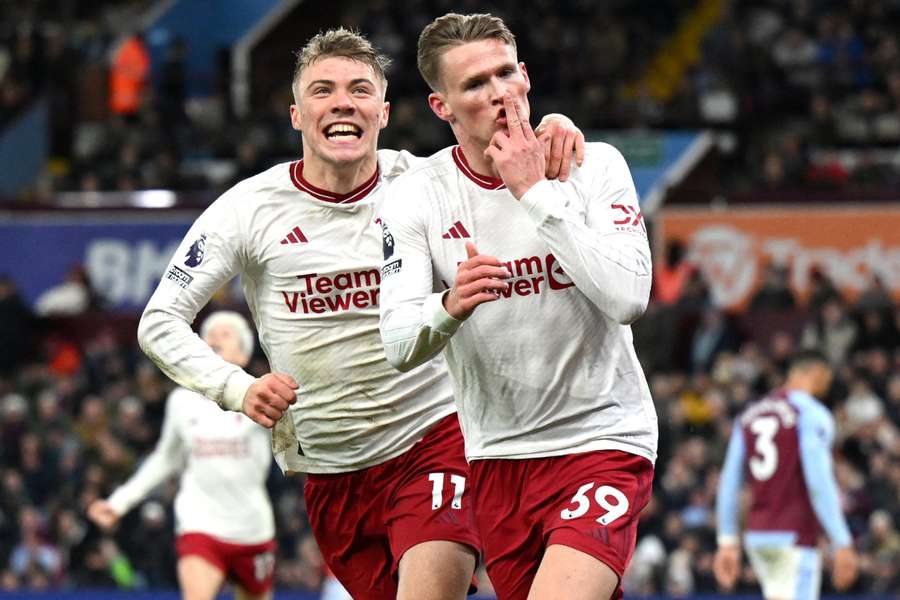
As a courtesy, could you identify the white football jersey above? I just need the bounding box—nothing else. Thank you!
[107,387,274,544]
[139,150,455,474]
[378,143,658,463]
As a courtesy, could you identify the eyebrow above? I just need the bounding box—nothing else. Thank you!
[459,63,516,90]
[305,78,377,91]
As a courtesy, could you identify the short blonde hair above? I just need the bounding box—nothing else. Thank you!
[417,13,517,91]
[200,311,254,357]
[293,28,391,100]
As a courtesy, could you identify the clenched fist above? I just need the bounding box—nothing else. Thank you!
[243,372,299,428]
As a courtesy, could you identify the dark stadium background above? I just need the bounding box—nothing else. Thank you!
[0,0,897,598]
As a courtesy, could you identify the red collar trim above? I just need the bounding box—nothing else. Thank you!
[452,146,506,190]
[289,160,379,204]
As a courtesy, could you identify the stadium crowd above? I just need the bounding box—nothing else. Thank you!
[2,0,900,200]
[0,257,897,595]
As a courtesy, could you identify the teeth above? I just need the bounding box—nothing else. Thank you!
[326,124,361,136]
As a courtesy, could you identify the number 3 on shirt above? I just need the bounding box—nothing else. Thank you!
[560,482,629,525]
[428,472,465,510]
[749,415,779,481]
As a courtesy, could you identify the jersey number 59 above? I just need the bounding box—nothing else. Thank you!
[560,483,629,525]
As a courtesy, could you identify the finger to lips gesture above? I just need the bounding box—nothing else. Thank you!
[243,372,299,428]
[443,242,510,320]
[484,94,547,200]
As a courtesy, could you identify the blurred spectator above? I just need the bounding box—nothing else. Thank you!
[33,265,102,317]
[859,510,900,593]
[749,263,796,311]
[8,506,62,587]
[807,268,842,312]
[158,37,187,127]
[653,239,694,305]
[690,307,742,373]
[108,33,150,118]
[801,298,859,365]
[0,276,31,375]
[857,274,895,313]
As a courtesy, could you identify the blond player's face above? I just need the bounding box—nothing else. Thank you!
[290,57,390,167]
[203,324,247,367]
[430,39,531,150]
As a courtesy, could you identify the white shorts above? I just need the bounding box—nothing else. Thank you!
[745,533,821,600]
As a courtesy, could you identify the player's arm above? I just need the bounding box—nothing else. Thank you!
[713,423,746,590]
[797,400,859,590]
[88,392,186,529]
[716,423,747,545]
[797,403,853,546]
[378,182,480,372]
[489,96,650,324]
[138,195,257,412]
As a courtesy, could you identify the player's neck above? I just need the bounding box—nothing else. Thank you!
[456,139,500,180]
[301,154,378,195]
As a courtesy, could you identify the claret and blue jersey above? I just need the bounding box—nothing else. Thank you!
[716,388,852,548]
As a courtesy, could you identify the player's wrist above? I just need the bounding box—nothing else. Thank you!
[224,370,258,412]
[510,177,545,201]
[427,291,463,333]
[717,534,739,548]
[442,289,468,320]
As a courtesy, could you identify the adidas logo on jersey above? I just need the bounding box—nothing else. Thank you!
[442,221,471,239]
[280,226,309,245]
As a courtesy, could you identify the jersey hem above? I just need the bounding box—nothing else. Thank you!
[175,527,276,546]
[276,406,458,474]
[466,439,656,465]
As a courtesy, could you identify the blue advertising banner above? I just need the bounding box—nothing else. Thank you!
[0,213,198,313]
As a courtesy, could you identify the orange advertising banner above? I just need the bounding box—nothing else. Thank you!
[657,205,900,309]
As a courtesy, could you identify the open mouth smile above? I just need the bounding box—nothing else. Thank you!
[324,123,363,140]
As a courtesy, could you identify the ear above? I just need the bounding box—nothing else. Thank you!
[519,62,531,93]
[380,101,391,130]
[289,103,302,132]
[428,92,454,123]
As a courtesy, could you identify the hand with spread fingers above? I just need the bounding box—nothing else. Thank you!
[484,94,548,200]
[443,242,510,320]
[242,372,299,428]
[534,114,586,182]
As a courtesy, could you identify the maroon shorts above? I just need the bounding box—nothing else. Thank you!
[175,532,276,595]
[305,413,480,600]
[469,450,654,600]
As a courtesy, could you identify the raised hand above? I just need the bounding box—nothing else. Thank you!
[484,94,547,200]
[242,372,299,428]
[443,242,510,320]
[87,499,120,531]
[534,114,585,182]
